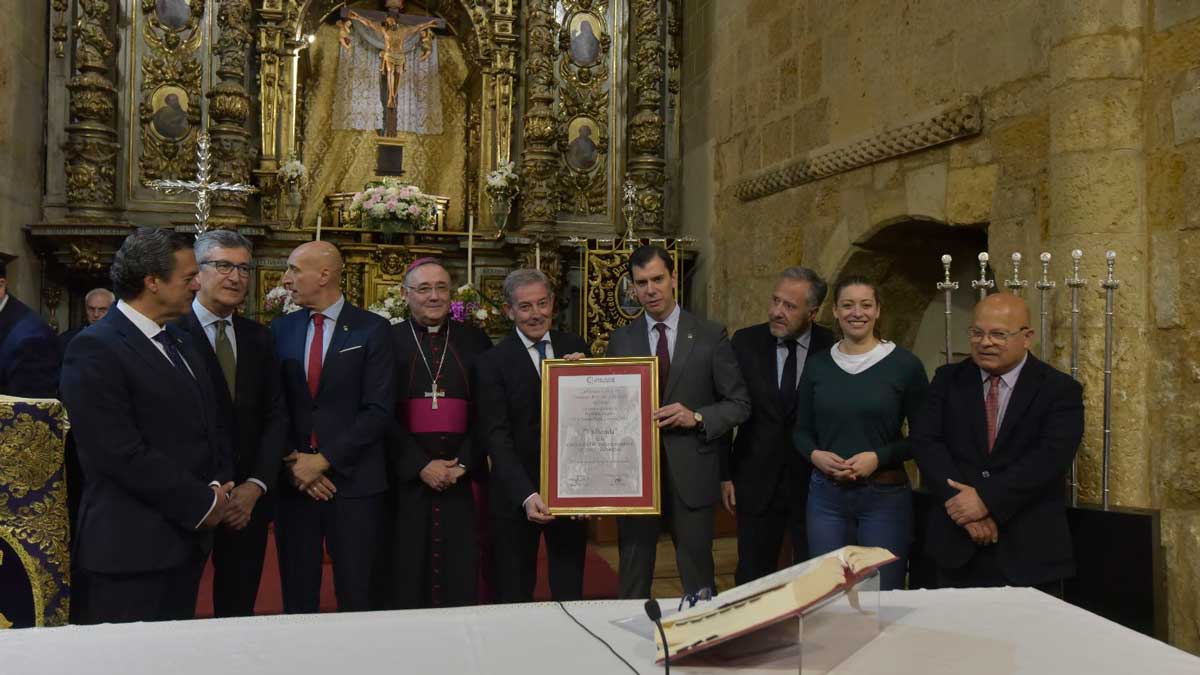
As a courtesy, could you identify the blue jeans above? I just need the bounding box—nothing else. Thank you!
[806,471,912,590]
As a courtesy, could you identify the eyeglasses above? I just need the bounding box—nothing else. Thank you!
[201,260,251,277]
[406,283,451,297]
[967,327,1029,344]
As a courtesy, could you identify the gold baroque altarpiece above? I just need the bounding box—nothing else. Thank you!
[28,0,682,341]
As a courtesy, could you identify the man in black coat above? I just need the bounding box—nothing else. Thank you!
[58,287,114,353]
[728,267,836,584]
[0,260,60,398]
[912,293,1084,591]
[176,230,288,617]
[271,241,395,613]
[60,227,235,623]
[475,269,590,602]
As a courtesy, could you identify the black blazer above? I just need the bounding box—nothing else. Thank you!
[475,329,590,519]
[59,307,232,574]
[911,354,1084,585]
[270,301,395,498]
[729,322,836,514]
[0,295,61,398]
[177,310,288,497]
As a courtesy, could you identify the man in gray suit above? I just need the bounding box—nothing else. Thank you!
[606,245,751,599]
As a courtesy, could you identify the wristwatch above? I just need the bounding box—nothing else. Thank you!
[693,411,705,432]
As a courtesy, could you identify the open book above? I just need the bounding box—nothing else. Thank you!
[655,546,896,664]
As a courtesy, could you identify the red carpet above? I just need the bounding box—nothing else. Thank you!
[196,526,619,618]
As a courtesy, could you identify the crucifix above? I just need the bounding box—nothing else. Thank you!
[146,131,259,234]
[424,383,445,410]
[340,0,447,137]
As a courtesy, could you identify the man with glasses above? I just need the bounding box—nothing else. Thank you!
[912,293,1084,594]
[176,230,288,617]
[271,241,395,613]
[388,258,493,609]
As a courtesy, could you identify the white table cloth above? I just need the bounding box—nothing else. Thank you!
[1,588,1196,674]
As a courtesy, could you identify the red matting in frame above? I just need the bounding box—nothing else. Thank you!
[542,359,660,514]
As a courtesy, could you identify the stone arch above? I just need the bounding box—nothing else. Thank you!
[825,218,987,372]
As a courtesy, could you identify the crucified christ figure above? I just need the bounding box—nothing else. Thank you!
[346,11,439,110]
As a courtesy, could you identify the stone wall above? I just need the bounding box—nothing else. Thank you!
[0,4,48,299]
[682,0,1199,654]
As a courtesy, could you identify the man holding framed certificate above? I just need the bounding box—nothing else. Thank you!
[475,269,592,603]
[605,245,751,599]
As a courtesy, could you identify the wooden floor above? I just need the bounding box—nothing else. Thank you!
[592,535,739,598]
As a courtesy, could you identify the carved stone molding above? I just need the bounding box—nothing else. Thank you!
[65,0,119,217]
[519,0,560,232]
[207,0,255,223]
[627,0,667,233]
[733,96,984,202]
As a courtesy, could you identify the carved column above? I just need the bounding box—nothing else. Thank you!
[253,0,290,221]
[519,0,559,233]
[208,0,255,224]
[627,0,667,233]
[65,0,119,218]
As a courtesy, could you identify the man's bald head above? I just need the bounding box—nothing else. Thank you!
[970,293,1034,375]
[283,241,345,311]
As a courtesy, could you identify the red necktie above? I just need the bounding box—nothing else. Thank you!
[308,313,325,449]
[985,375,1001,452]
[654,323,670,399]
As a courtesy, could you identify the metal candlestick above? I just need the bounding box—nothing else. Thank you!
[1035,252,1055,361]
[621,179,638,248]
[937,254,959,364]
[1100,250,1120,511]
[1065,249,1086,507]
[971,252,994,301]
[1005,252,1028,295]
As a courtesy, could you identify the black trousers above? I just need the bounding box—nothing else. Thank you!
[937,546,1064,597]
[734,467,809,586]
[491,515,587,603]
[78,551,207,624]
[210,499,271,617]
[275,492,385,613]
[617,468,715,599]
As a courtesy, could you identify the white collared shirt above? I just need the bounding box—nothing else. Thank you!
[643,303,681,359]
[981,353,1028,430]
[0,295,9,314]
[517,328,554,377]
[830,340,896,375]
[192,298,238,358]
[303,295,346,378]
[776,326,813,388]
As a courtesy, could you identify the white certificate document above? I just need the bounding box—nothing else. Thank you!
[555,373,644,499]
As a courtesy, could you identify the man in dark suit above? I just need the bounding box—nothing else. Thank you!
[59,287,114,353]
[177,230,287,617]
[0,260,61,398]
[606,245,751,599]
[728,267,836,585]
[60,227,235,623]
[271,241,395,613]
[475,269,591,602]
[912,293,1084,592]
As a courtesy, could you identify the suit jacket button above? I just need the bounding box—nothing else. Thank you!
[981,470,991,479]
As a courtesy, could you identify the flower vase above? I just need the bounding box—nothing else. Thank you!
[491,194,513,237]
[283,184,302,227]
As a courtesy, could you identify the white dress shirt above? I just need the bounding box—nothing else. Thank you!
[643,302,681,359]
[115,300,218,527]
[981,353,1028,430]
[830,340,896,375]
[776,326,813,388]
[517,328,555,377]
[191,297,238,357]
[303,295,346,378]
[0,295,9,314]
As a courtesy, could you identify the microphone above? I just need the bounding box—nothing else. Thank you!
[644,599,670,674]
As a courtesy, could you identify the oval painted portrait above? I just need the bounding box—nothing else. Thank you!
[566,117,599,173]
[150,85,190,140]
[569,12,602,67]
[155,0,192,30]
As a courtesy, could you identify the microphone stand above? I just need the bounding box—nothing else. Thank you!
[644,599,670,674]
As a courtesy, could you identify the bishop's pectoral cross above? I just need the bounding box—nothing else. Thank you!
[425,383,445,410]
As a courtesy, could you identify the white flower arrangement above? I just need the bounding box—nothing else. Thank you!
[485,162,520,201]
[261,285,301,323]
[347,179,438,232]
[278,159,308,187]
[368,285,410,325]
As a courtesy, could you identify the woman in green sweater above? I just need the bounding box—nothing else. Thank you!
[793,276,929,590]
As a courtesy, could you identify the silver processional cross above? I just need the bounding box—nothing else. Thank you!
[146,131,259,234]
[425,383,445,410]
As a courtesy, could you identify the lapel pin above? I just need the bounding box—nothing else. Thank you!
[687,333,693,339]
[343,325,348,332]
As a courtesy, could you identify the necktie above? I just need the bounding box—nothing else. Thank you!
[985,375,1001,452]
[779,340,798,411]
[308,314,325,449]
[534,339,549,375]
[214,319,236,400]
[153,330,193,379]
[654,323,670,398]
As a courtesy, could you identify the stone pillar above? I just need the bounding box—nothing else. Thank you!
[208,0,255,225]
[1046,1,1149,507]
[64,0,119,219]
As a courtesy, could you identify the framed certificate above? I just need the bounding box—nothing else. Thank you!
[540,357,661,515]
